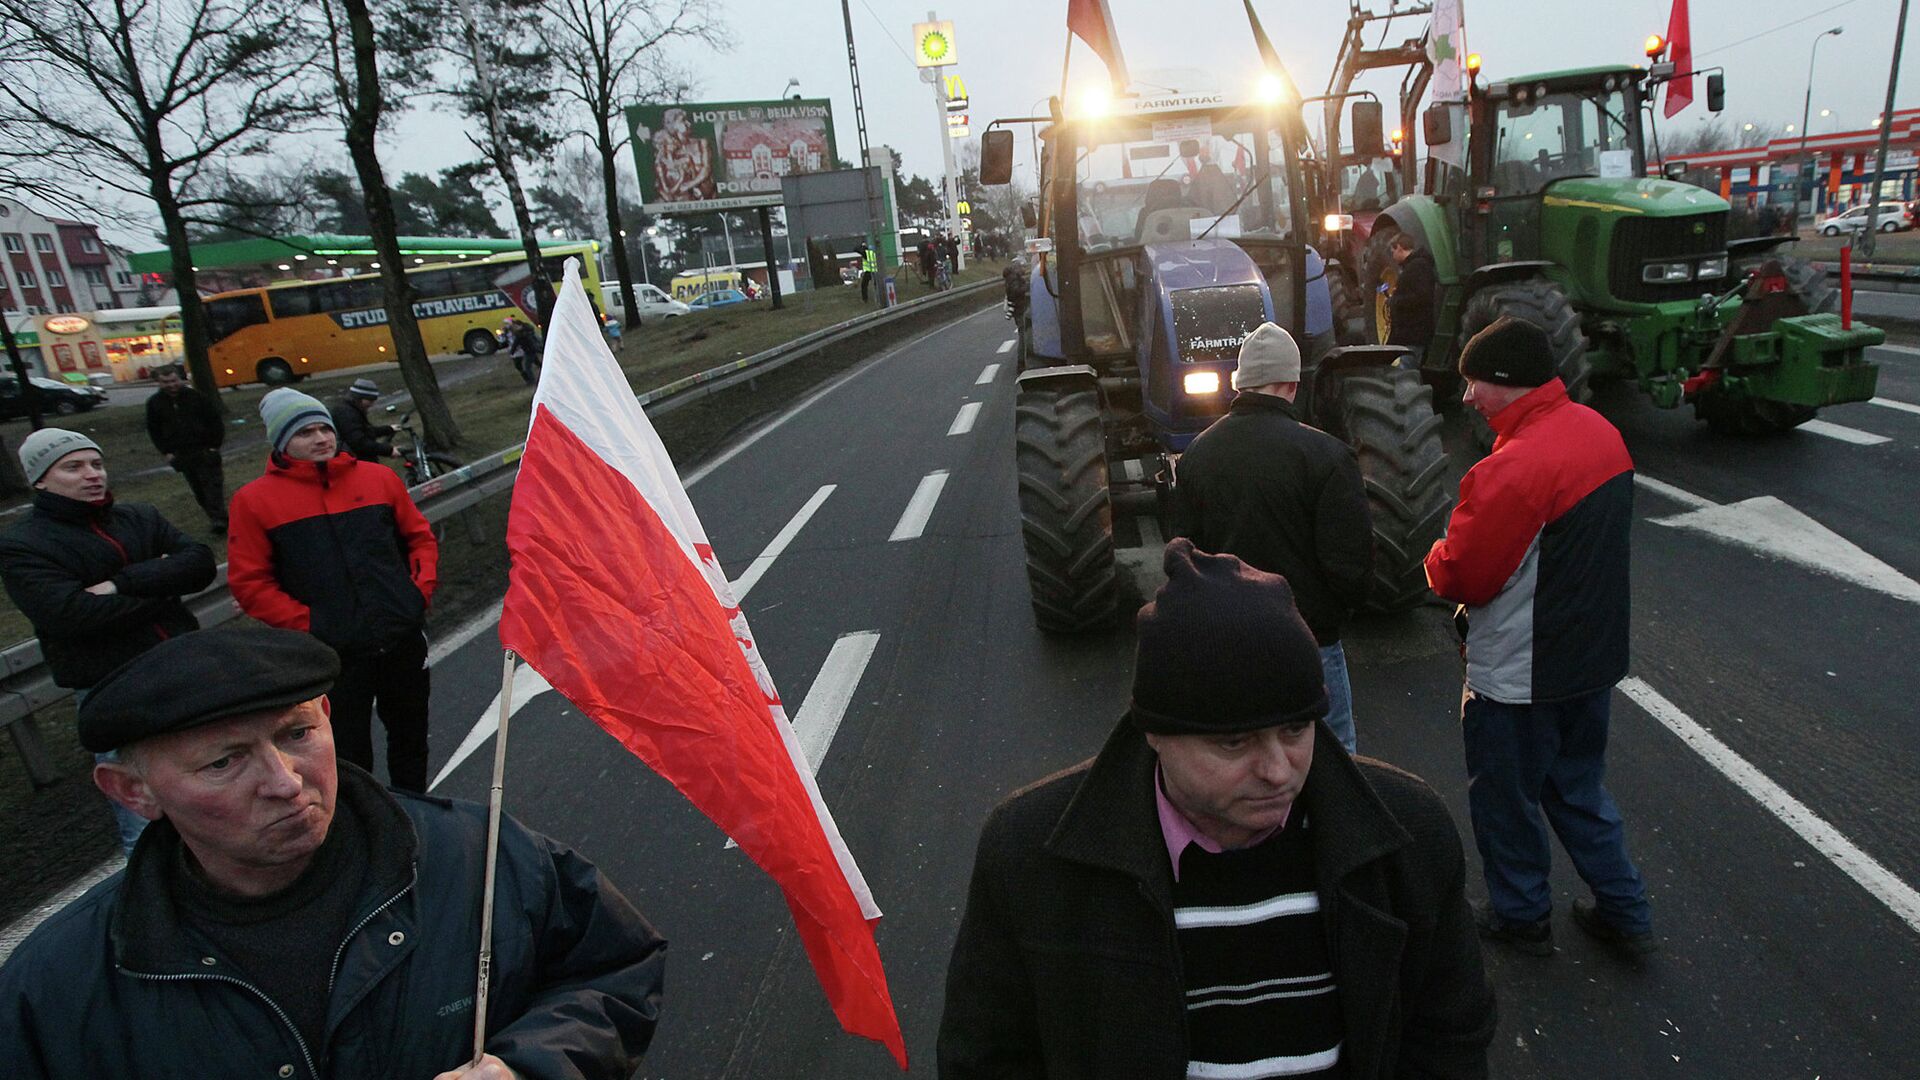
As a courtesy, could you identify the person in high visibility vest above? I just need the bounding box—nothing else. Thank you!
[859,244,877,304]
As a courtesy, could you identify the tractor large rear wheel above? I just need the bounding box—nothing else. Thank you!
[1458,279,1591,453]
[1015,382,1119,633]
[1317,366,1453,611]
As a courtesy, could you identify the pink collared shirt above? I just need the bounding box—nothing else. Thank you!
[1155,766,1287,881]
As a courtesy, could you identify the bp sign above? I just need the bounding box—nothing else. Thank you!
[913,20,956,67]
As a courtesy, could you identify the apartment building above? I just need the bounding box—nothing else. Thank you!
[0,197,135,315]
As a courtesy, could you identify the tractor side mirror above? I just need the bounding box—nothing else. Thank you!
[1021,202,1038,228]
[1663,160,1688,181]
[1351,100,1385,156]
[1706,74,1726,113]
[1423,104,1452,147]
[980,129,1015,186]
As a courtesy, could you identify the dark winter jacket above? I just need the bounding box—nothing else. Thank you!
[1388,249,1438,348]
[0,763,666,1080]
[227,451,437,657]
[0,492,215,688]
[1424,379,1633,704]
[1175,392,1374,644]
[938,719,1496,1080]
[328,398,396,462]
[144,387,225,461]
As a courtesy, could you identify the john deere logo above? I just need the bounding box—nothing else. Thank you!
[1692,221,1706,235]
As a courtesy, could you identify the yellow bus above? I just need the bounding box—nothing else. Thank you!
[202,244,601,387]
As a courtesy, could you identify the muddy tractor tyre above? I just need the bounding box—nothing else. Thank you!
[1014,382,1119,633]
[1318,366,1453,611]
[1327,266,1366,346]
[1459,279,1591,402]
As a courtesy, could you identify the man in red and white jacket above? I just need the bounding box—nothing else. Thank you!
[1424,315,1654,959]
[229,388,439,792]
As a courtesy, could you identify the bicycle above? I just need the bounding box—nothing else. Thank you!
[933,260,953,292]
[387,407,465,487]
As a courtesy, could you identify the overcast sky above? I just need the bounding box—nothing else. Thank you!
[94,0,1920,248]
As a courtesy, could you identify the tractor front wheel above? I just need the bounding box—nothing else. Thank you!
[1014,382,1119,633]
[1317,365,1453,611]
[1458,279,1591,454]
[1695,388,1817,435]
[1327,266,1366,346]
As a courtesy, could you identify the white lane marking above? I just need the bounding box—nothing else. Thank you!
[726,631,882,849]
[430,662,554,791]
[996,339,1015,354]
[975,363,1000,385]
[1869,342,1920,358]
[0,854,124,964]
[429,598,505,667]
[1633,474,1716,511]
[1621,677,1920,936]
[889,471,950,542]
[1869,396,1920,416]
[948,402,982,436]
[1799,419,1891,446]
[1653,495,1920,605]
[729,485,835,602]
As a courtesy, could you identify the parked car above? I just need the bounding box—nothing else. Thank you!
[0,374,108,420]
[600,281,690,324]
[687,288,750,311]
[1818,205,1908,235]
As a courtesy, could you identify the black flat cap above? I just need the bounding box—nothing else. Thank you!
[79,627,341,753]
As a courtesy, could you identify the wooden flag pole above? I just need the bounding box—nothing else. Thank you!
[471,648,518,1066]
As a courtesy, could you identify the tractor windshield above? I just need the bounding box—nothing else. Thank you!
[1490,86,1640,196]
[1069,109,1294,251]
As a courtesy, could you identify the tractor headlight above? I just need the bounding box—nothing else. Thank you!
[1183,371,1222,395]
[1695,255,1729,280]
[1642,261,1694,284]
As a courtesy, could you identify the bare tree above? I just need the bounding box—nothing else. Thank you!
[318,0,462,449]
[0,0,319,407]
[540,0,715,329]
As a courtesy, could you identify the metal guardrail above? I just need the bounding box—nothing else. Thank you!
[1817,263,1920,296]
[0,279,997,784]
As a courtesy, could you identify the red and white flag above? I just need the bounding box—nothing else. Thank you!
[1067,0,1130,93]
[1664,0,1694,118]
[500,262,906,1067]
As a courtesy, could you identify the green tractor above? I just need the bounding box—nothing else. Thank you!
[1364,63,1882,435]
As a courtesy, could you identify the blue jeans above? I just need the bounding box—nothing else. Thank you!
[1462,686,1650,933]
[79,686,147,857]
[1320,643,1356,754]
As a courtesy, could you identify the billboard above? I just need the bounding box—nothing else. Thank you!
[627,98,839,215]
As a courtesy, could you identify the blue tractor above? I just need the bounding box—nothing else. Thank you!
[981,89,1453,633]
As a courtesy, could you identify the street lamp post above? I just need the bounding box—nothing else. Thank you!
[1800,26,1843,220]
[1860,0,1910,259]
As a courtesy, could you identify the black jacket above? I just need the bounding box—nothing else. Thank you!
[144,387,225,460]
[329,398,395,462]
[0,763,666,1080]
[0,492,215,688]
[939,720,1495,1080]
[1175,392,1374,644]
[1388,249,1438,348]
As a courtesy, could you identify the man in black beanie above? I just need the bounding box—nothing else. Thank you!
[940,539,1494,1079]
[1426,315,1654,959]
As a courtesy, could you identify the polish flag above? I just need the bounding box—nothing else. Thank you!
[1664,0,1693,118]
[499,262,906,1067]
[1067,0,1130,93]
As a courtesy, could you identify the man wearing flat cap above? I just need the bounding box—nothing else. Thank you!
[0,626,666,1080]
[939,540,1494,1079]
[1425,315,1654,959]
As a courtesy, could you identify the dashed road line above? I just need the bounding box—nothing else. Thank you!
[1869,342,1920,358]
[792,632,882,771]
[948,402,982,436]
[1621,677,1920,936]
[996,339,1015,354]
[975,363,1000,385]
[730,484,836,602]
[1800,419,1891,446]
[1869,396,1920,416]
[889,471,950,542]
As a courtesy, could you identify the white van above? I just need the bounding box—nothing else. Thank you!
[601,282,691,324]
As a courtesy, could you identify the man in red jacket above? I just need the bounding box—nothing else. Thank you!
[1424,316,1654,959]
[228,388,439,791]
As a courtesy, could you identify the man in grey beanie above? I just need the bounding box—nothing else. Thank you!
[330,377,402,463]
[1175,321,1375,752]
[940,540,1493,1079]
[0,426,216,854]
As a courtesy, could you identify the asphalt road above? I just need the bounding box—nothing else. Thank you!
[415,309,1919,1078]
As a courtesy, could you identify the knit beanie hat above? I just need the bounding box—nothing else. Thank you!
[260,387,333,453]
[19,428,102,485]
[1231,322,1302,390]
[1458,314,1556,387]
[346,378,380,400]
[1129,539,1328,735]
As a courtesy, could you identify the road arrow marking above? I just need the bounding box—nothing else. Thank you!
[948,402,982,436]
[1800,419,1891,445]
[1641,476,1920,605]
[1621,677,1920,936]
[431,662,554,791]
[731,484,835,603]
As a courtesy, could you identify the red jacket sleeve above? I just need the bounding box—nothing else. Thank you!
[225,486,312,631]
[384,468,439,605]
[1424,451,1548,608]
